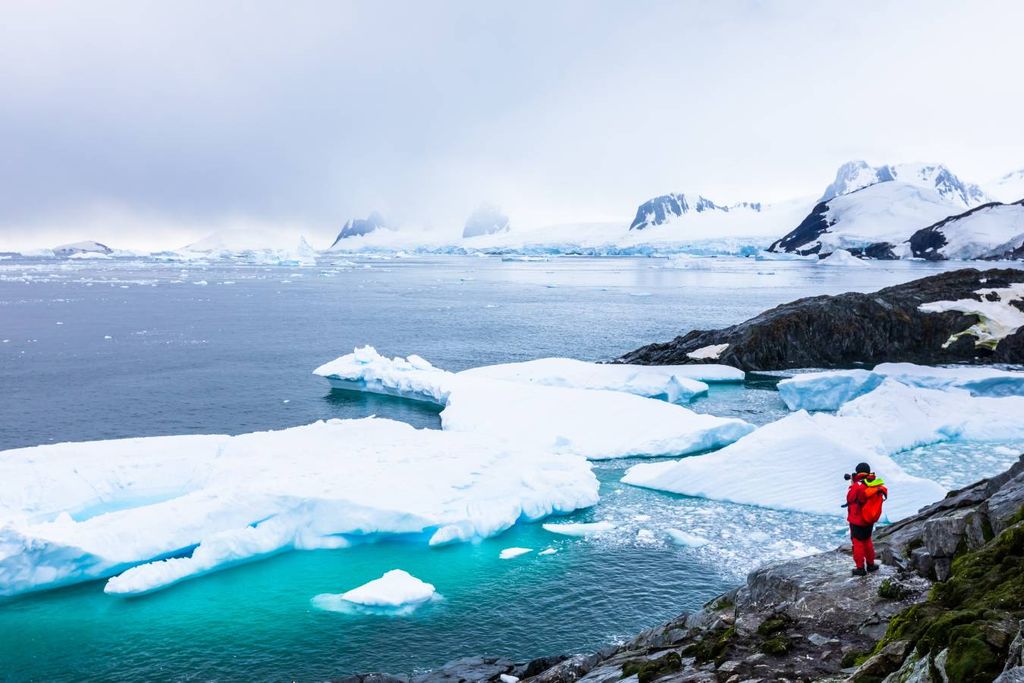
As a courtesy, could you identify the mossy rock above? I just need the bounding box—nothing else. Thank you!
[620,651,682,683]
[756,613,793,637]
[878,578,912,601]
[840,649,870,669]
[760,635,792,656]
[681,626,735,666]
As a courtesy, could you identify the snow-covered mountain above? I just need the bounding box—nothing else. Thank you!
[770,182,958,257]
[180,229,317,264]
[53,240,113,256]
[629,193,762,231]
[818,160,989,208]
[908,199,1024,260]
[330,212,386,247]
[985,169,1024,204]
[463,204,510,238]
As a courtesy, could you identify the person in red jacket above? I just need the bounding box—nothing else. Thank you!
[846,461,888,576]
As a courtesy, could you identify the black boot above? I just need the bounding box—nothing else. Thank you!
[866,563,880,572]
[851,567,867,577]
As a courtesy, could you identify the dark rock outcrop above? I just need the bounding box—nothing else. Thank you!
[618,268,1024,371]
[331,212,386,245]
[345,456,1024,683]
[629,194,761,231]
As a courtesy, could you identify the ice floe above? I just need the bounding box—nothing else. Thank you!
[0,418,598,597]
[499,547,533,559]
[311,569,438,614]
[458,357,712,402]
[666,529,710,547]
[622,410,946,521]
[777,362,1024,411]
[440,377,755,460]
[313,348,755,459]
[542,521,616,537]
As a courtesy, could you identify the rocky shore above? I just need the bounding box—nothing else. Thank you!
[340,457,1024,683]
[617,268,1024,371]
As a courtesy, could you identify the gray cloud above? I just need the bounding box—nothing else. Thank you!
[1,0,1022,249]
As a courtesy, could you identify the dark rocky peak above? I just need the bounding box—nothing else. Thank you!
[332,212,386,246]
[630,193,760,230]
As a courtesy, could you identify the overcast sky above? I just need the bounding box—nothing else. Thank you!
[2,0,1022,250]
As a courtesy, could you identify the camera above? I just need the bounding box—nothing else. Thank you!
[844,473,853,481]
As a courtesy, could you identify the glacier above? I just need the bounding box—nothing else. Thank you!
[777,362,1024,411]
[0,418,598,598]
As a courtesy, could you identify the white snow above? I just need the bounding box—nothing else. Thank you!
[0,418,598,597]
[817,249,868,266]
[52,240,112,256]
[458,357,712,402]
[542,521,616,537]
[666,528,710,547]
[686,343,730,360]
[311,569,438,614]
[814,182,963,254]
[622,409,946,521]
[920,282,1024,350]
[499,547,533,559]
[919,202,1024,260]
[180,230,318,265]
[440,377,755,460]
[984,169,1024,204]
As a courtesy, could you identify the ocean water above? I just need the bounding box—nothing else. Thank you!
[1,254,1021,681]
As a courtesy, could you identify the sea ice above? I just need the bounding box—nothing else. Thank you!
[313,346,454,405]
[777,362,1024,411]
[499,547,533,559]
[622,410,947,521]
[458,357,711,402]
[666,529,710,547]
[0,418,598,597]
[441,377,755,460]
[542,521,616,537]
[311,569,437,614]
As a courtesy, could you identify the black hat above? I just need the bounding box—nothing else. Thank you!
[855,462,871,474]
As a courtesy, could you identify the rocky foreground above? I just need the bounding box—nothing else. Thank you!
[341,457,1024,683]
[617,268,1024,371]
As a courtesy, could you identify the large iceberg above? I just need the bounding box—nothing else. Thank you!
[440,377,755,460]
[0,418,598,598]
[777,362,1024,411]
[622,410,946,521]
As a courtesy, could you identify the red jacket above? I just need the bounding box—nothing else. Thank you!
[847,472,887,526]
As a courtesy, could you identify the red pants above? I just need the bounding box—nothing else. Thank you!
[850,524,875,568]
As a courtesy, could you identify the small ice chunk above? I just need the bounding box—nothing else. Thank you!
[499,547,533,559]
[542,521,616,537]
[311,569,437,613]
[538,548,558,556]
[500,675,520,683]
[666,528,710,547]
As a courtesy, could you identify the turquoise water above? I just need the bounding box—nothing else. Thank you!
[1,255,1021,681]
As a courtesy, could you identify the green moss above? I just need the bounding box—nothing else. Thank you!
[840,650,869,669]
[756,613,793,637]
[710,596,734,612]
[681,626,735,666]
[864,519,1024,682]
[620,652,682,683]
[878,578,912,601]
[760,635,792,656]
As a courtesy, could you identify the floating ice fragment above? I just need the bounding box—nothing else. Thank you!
[499,547,533,559]
[666,528,710,547]
[542,521,616,537]
[311,569,437,614]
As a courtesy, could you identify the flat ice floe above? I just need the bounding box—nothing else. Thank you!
[0,418,598,598]
[542,521,616,537]
[440,377,755,460]
[622,410,946,521]
[458,357,723,402]
[777,362,1024,411]
[311,569,438,614]
[314,347,755,460]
